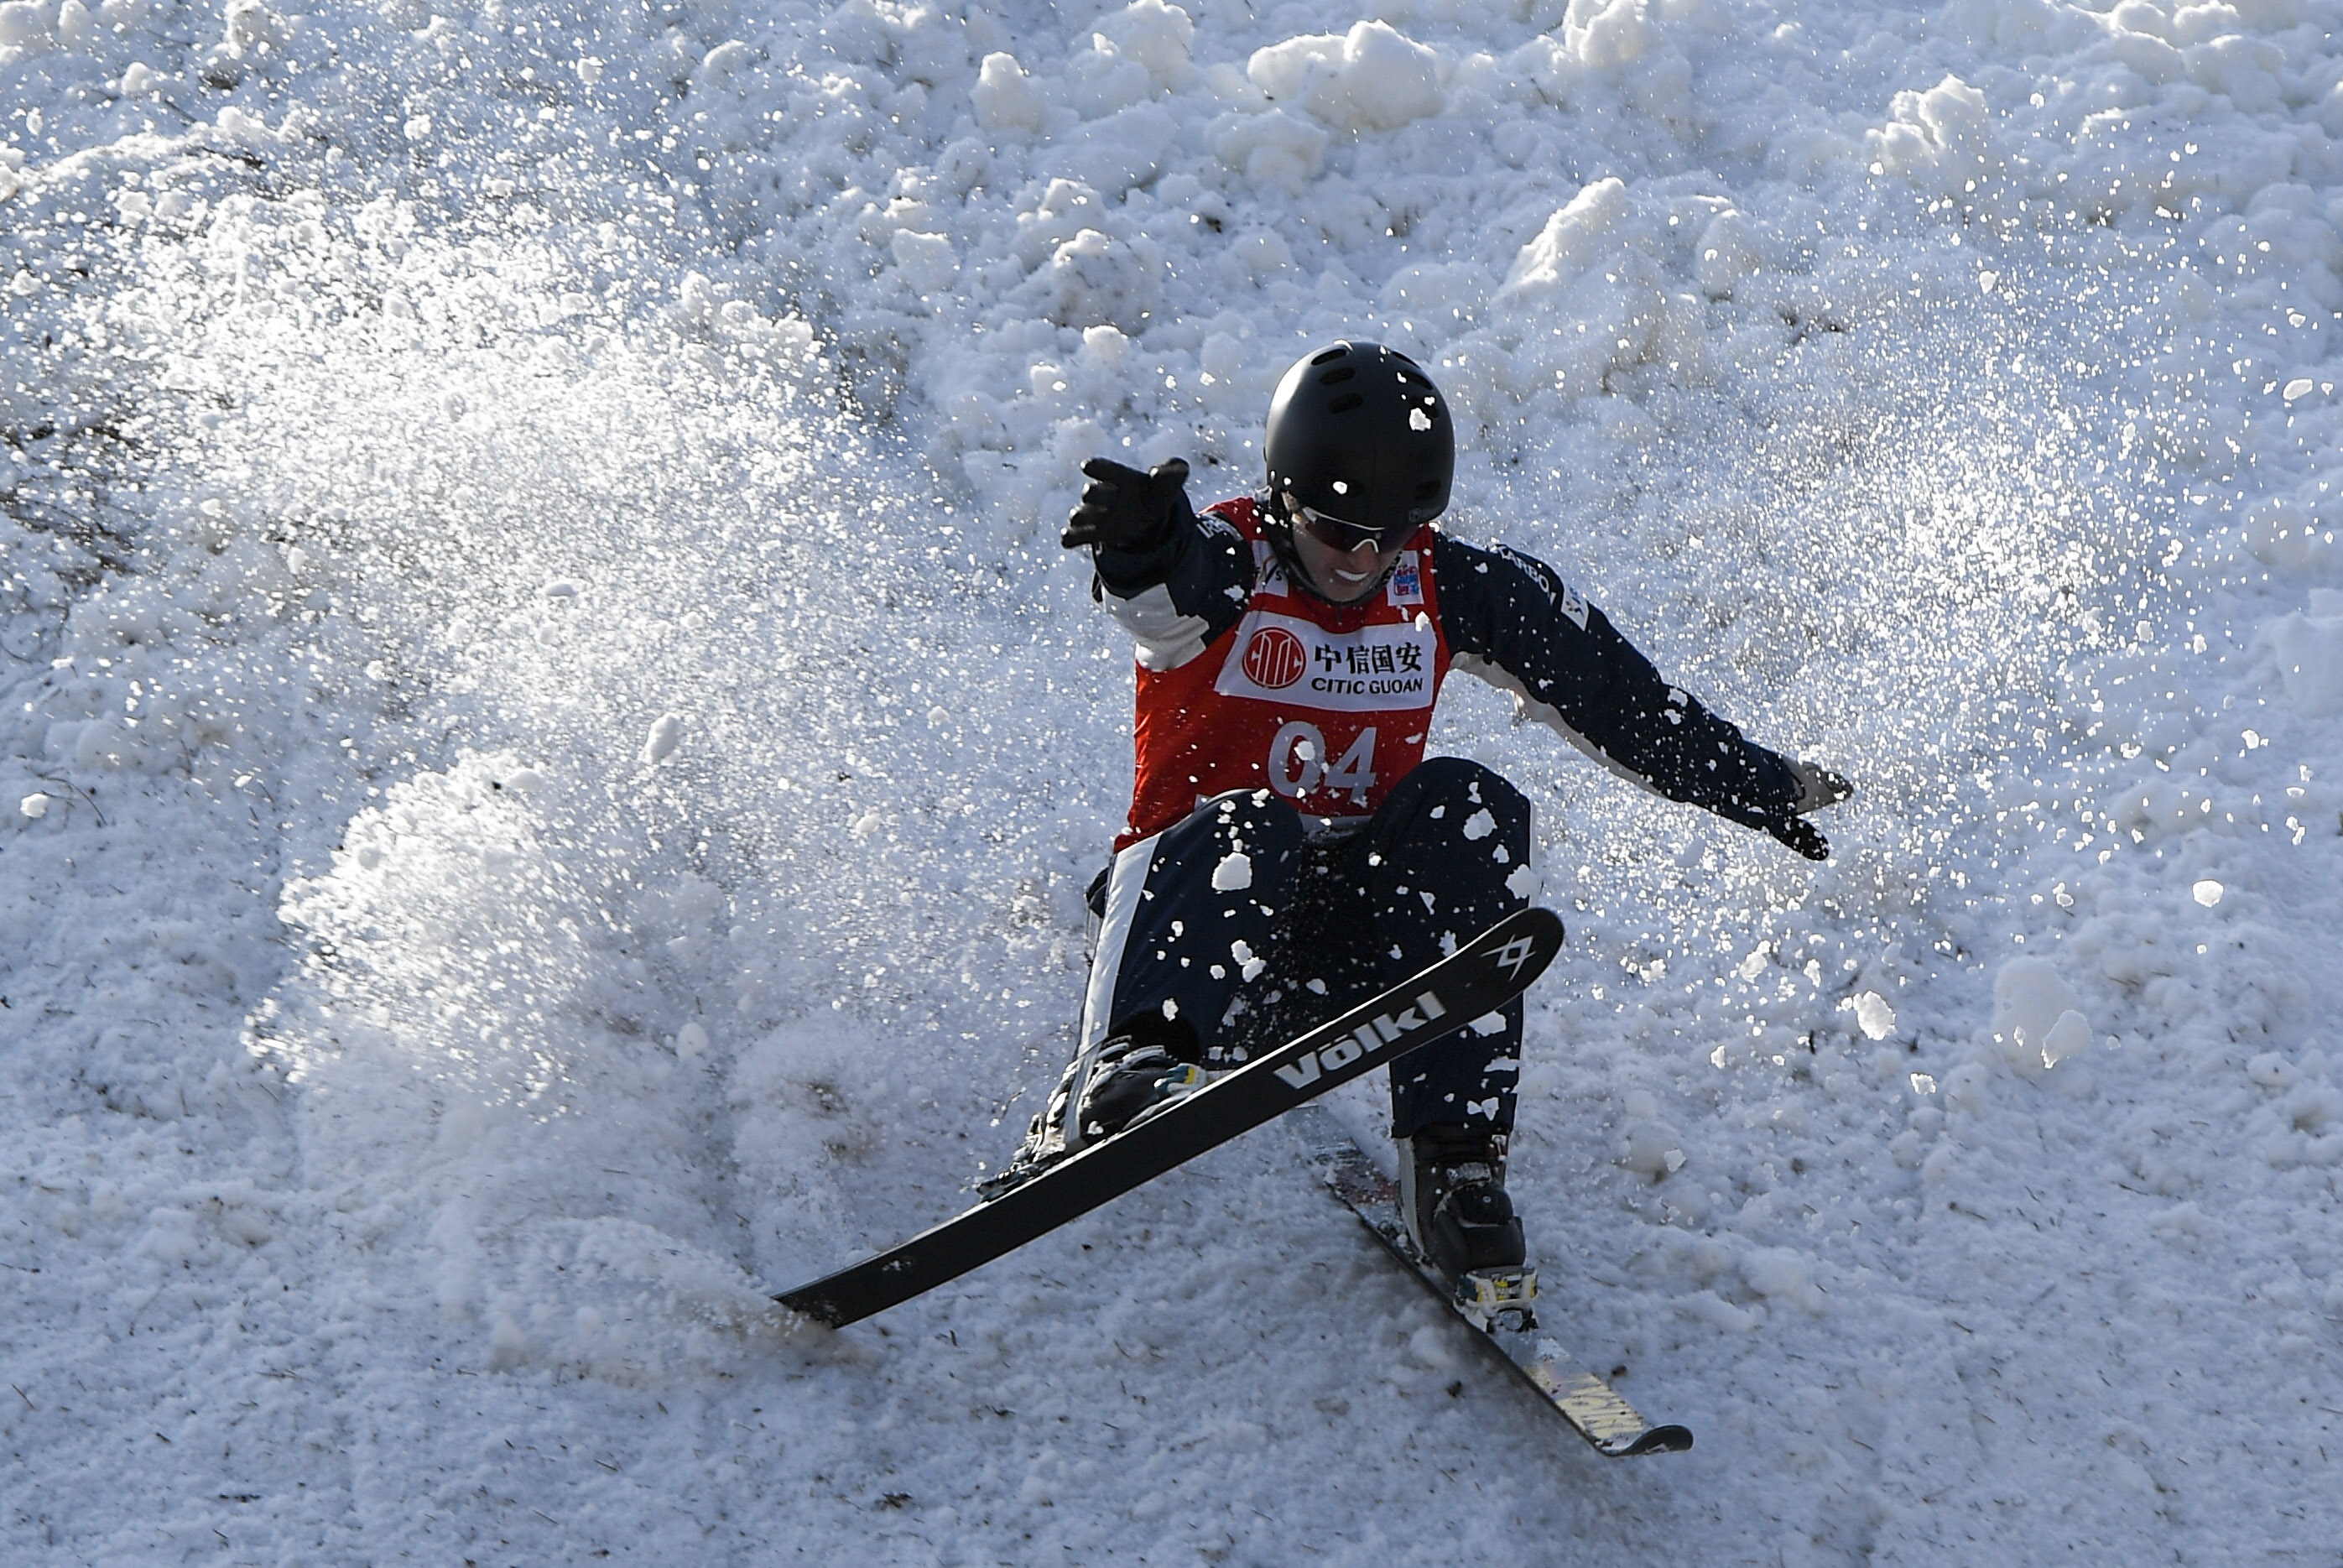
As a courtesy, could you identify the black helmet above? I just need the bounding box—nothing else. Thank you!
[1263,341,1453,534]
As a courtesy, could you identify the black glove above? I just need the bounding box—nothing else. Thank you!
[1764,761,1854,862]
[1789,762,1854,814]
[1062,456,1191,550]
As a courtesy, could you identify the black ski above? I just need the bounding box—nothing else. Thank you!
[1292,1103,1693,1457]
[775,907,1565,1328]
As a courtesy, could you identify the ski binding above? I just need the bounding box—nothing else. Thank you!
[1455,1267,1537,1334]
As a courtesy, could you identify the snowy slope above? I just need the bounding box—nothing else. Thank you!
[4,0,2340,1560]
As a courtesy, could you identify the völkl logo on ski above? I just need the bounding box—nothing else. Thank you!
[1271,990,1448,1089]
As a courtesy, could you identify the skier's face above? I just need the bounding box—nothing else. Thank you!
[1289,507,1407,603]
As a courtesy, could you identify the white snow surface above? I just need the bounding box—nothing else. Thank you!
[5,0,2342,1560]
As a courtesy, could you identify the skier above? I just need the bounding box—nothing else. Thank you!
[997,341,1851,1285]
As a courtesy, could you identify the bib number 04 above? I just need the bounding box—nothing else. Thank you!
[1267,721,1377,805]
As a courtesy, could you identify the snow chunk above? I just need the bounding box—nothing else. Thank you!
[1096,0,1194,90]
[1617,1116,1681,1176]
[1230,938,1265,982]
[1039,228,1164,333]
[1684,1289,1762,1332]
[973,52,1048,133]
[1743,1248,1827,1315]
[1247,21,1444,134]
[1493,177,1683,401]
[18,791,49,820]
[1207,107,1327,195]
[1563,0,1655,69]
[1503,177,1629,294]
[2266,598,2343,716]
[1211,851,1253,892]
[1865,76,2001,196]
[1067,34,1153,119]
[890,230,960,295]
[2247,1052,2299,1089]
[2191,878,2224,908]
[1991,957,2091,1071]
[1503,863,1539,901]
[2039,1009,2093,1070]
[0,2,55,50]
[1407,1323,1457,1367]
[1841,991,1897,1040]
[642,712,684,766]
[1693,209,1762,297]
[676,1021,709,1059]
[1460,808,1497,841]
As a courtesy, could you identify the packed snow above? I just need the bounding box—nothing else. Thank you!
[5,0,2340,1560]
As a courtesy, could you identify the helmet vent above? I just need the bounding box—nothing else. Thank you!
[1310,346,1351,365]
[1319,366,1356,385]
[1327,393,1364,414]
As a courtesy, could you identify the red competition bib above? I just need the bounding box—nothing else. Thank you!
[1121,497,1451,847]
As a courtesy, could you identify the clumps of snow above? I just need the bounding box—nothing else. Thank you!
[2265,591,2343,716]
[1490,175,1726,408]
[18,790,47,819]
[1099,0,1196,90]
[1210,850,1253,891]
[2038,1009,2094,1071]
[2246,1052,2298,1091]
[1615,1088,1684,1176]
[1206,107,1329,195]
[1866,76,2001,196]
[641,711,684,767]
[973,51,1049,133]
[1841,990,1897,1040]
[1990,957,2096,1071]
[1742,1247,1828,1316]
[2191,878,2224,908]
[1247,21,1445,134]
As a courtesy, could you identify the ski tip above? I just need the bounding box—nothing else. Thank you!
[1604,1424,1694,1457]
[1470,906,1565,991]
[770,1287,848,1329]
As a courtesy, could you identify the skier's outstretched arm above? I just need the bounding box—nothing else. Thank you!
[1434,534,1850,858]
[1063,456,1252,671]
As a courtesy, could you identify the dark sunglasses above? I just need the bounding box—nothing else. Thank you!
[1292,503,1413,554]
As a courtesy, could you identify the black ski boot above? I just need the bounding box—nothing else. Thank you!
[1399,1123,1527,1280]
[980,1031,1207,1198]
[1073,1033,1208,1141]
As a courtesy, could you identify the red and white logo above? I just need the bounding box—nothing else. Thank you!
[1240,626,1306,690]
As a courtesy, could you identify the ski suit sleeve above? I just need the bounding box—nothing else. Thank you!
[1091,501,1254,671]
[1433,534,1801,831]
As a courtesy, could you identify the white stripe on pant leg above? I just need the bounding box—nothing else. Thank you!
[1066,830,1159,1153]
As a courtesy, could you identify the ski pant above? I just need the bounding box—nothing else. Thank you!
[1066,757,1533,1149]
